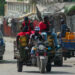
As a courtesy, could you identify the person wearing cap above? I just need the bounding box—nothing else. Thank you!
[29,27,43,45]
[29,27,43,55]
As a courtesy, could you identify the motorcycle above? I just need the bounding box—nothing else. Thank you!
[16,32,60,73]
[16,35,31,72]
[31,40,51,73]
[41,32,62,67]
[31,32,56,73]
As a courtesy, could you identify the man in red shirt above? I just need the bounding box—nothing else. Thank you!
[39,16,51,32]
[16,28,30,49]
[21,16,32,34]
[33,19,39,29]
[39,16,59,47]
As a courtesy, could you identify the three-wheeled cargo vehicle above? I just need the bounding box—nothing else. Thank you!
[61,4,75,60]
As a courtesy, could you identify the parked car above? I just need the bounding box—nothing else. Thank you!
[0,31,5,60]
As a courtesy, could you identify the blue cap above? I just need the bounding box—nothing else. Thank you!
[35,27,40,31]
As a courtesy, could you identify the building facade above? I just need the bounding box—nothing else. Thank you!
[5,0,34,17]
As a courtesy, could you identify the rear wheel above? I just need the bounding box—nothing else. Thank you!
[17,60,23,72]
[46,62,51,72]
[0,56,3,60]
[54,57,63,66]
[39,59,45,73]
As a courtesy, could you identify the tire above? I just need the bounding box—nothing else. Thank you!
[32,58,36,66]
[39,59,45,73]
[46,62,51,72]
[54,57,63,66]
[14,56,16,59]
[0,56,3,60]
[17,60,23,72]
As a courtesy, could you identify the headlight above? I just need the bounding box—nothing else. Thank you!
[39,45,45,50]
[25,47,29,50]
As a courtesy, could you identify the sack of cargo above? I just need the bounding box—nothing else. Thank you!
[19,36,27,47]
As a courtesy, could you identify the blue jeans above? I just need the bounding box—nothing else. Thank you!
[51,32,58,47]
[31,47,35,55]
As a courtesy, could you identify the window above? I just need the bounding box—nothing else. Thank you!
[16,4,19,11]
[9,3,12,11]
[12,3,14,11]
[24,4,27,13]
[30,4,32,12]
[20,4,23,12]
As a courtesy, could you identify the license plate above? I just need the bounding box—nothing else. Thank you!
[40,56,45,59]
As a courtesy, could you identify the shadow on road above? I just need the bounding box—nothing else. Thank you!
[23,71,74,74]
[0,60,17,64]
[47,71,74,74]
[53,65,72,67]
[23,71,40,73]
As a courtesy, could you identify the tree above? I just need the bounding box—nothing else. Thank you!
[0,0,5,3]
[0,0,5,16]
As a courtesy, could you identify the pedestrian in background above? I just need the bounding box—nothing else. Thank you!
[60,18,68,37]
[11,18,17,36]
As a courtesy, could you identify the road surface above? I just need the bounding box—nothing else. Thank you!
[0,37,75,75]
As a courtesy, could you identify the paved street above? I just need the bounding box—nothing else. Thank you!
[0,37,75,75]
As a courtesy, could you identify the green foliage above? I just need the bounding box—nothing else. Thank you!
[0,0,5,4]
[0,0,5,16]
[64,4,75,16]
[0,4,4,16]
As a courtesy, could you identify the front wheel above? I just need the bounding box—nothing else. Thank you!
[39,59,46,73]
[0,56,3,60]
[17,60,23,72]
[54,57,63,66]
[46,62,51,72]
